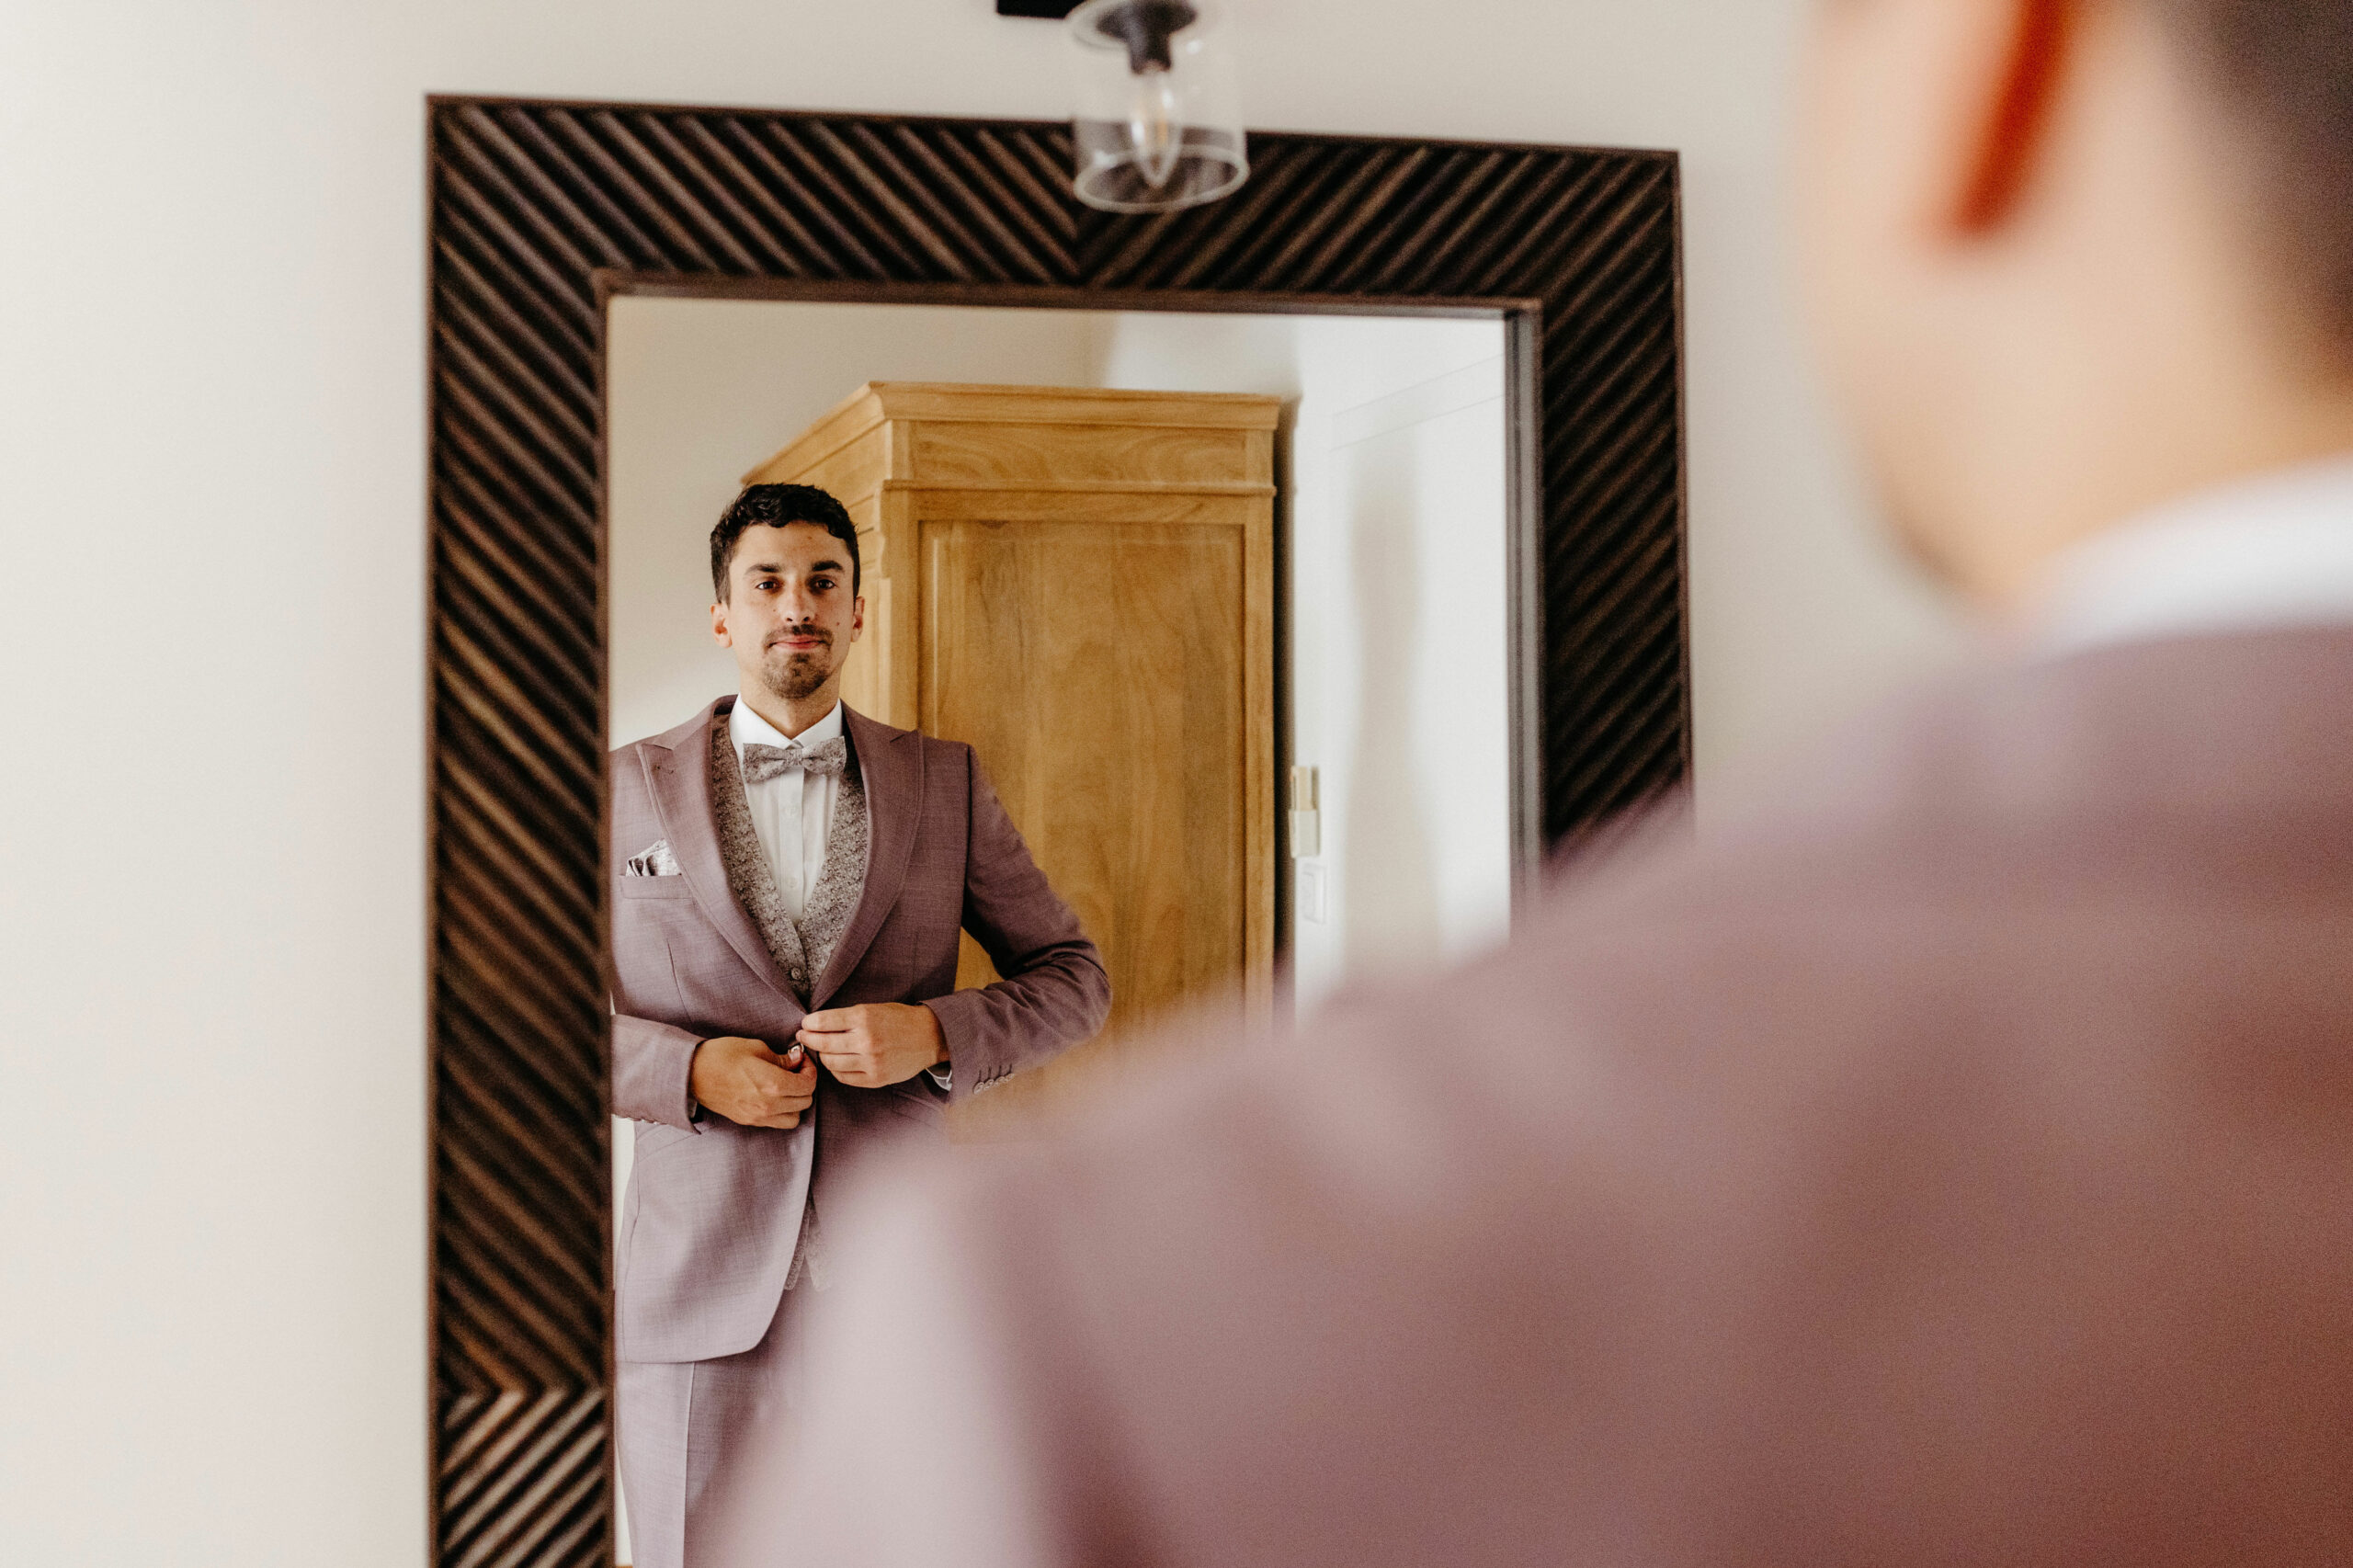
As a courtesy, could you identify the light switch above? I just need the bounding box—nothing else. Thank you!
[1289,765,1320,858]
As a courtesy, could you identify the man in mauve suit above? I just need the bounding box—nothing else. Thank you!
[747,1,2353,1563]
[608,483,1109,1568]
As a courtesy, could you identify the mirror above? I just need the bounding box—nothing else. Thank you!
[603,292,1525,1563]
[422,97,1685,1568]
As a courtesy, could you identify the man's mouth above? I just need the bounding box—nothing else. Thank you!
[768,631,830,651]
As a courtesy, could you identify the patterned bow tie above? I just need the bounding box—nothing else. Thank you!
[741,737,848,785]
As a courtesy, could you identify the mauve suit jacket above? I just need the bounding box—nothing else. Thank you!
[757,631,2353,1567]
[609,699,1109,1365]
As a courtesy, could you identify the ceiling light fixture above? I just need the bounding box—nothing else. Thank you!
[1063,0,1247,214]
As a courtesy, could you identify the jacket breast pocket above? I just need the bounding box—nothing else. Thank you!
[616,875,696,901]
[613,886,696,1022]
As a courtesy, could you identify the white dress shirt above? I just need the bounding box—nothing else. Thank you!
[2032,454,2353,653]
[729,699,846,921]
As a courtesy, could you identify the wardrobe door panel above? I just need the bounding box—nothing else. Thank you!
[926,517,1249,1119]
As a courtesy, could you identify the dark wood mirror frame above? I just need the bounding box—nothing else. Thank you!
[426,94,1685,1565]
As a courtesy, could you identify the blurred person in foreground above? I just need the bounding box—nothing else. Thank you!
[739,1,2353,1562]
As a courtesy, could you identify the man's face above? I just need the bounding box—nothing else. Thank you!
[710,522,864,705]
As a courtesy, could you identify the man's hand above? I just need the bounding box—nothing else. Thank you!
[689,1036,818,1129]
[797,1003,947,1089]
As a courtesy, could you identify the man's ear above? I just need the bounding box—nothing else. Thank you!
[850,594,865,641]
[710,598,733,648]
[1952,0,2076,234]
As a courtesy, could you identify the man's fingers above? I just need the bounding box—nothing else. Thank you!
[757,1063,824,1096]
[797,1043,861,1085]
[751,1066,815,1101]
[744,1110,801,1130]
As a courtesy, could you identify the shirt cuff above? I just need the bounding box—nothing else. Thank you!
[926,1062,952,1093]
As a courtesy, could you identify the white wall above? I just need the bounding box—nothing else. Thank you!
[0,3,1958,1563]
[1320,357,1514,989]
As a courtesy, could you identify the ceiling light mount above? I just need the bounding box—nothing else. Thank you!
[1090,0,1197,73]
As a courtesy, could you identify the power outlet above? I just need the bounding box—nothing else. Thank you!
[1297,861,1328,926]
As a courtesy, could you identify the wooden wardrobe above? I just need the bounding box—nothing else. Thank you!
[742,382,1280,1127]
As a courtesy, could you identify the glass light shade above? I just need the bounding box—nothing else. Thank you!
[1065,0,1248,214]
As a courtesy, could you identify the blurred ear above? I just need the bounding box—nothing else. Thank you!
[1951,0,2078,234]
[711,599,733,648]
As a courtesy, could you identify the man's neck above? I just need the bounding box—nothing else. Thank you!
[2011,397,2353,608]
[737,683,843,741]
[1922,364,2353,613]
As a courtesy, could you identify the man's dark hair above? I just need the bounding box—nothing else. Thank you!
[710,483,860,601]
[2161,0,2353,347]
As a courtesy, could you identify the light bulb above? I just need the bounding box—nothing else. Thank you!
[1129,68,1182,189]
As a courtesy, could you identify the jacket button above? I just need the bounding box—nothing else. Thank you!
[790,966,805,981]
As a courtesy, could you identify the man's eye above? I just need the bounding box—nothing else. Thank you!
[811,577,835,591]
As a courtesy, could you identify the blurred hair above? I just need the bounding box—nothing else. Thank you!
[2160,0,2353,347]
[710,483,860,601]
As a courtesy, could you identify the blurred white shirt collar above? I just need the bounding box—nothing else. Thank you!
[2035,452,2353,656]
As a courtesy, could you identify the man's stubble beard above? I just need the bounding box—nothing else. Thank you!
[759,641,837,703]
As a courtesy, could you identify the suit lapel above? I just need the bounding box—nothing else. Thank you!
[813,706,922,1008]
[641,699,797,1004]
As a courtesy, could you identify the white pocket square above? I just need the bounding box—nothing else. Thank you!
[624,840,682,877]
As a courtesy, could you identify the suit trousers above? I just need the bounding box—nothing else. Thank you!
[620,1283,812,1568]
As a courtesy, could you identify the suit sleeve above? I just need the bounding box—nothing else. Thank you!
[613,1012,702,1131]
[923,746,1112,1103]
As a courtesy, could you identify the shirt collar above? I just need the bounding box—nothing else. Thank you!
[729,697,845,754]
[2032,452,2353,658]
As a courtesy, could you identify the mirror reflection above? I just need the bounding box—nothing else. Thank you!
[603,294,1518,1566]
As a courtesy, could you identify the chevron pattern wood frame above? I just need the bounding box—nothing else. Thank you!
[426,95,1684,1566]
